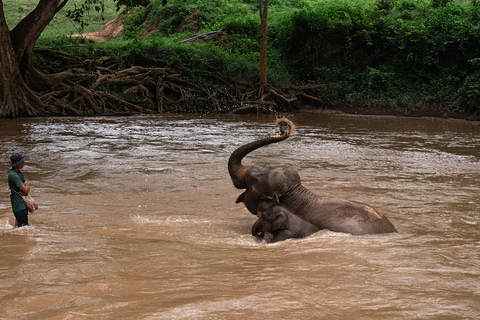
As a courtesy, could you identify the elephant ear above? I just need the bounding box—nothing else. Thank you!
[272,209,288,231]
[235,191,246,204]
[277,183,289,197]
[265,169,297,198]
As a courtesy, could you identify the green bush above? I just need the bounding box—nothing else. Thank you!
[451,58,480,113]
[269,0,480,113]
[23,0,480,114]
[223,14,260,38]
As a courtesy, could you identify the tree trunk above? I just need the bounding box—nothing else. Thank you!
[0,0,66,117]
[258,0,269,95]
[0,1,34,117]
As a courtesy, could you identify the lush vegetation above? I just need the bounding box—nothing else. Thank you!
[6,0,480,115]
[4,0,121,36]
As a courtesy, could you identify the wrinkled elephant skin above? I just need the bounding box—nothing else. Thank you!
[252,204,319,242]
[228,118,397,235]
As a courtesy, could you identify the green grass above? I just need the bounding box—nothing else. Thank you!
[4,0,121,37]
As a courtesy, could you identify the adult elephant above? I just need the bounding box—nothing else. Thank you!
[228,118,397,235]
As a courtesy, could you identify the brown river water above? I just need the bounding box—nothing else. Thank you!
[1,114,479,319]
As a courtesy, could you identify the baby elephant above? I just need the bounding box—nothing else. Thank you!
[252,204,319,243]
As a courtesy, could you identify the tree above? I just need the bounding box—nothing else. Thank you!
[1,0,67,117]
[258,0,269,95]
[254,0,303,111]
[0,0,145,118]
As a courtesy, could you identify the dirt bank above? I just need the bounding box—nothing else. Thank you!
[297,101,480,122]
[72,12,124,41]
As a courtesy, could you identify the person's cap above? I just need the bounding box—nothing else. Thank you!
[10,153,28,167]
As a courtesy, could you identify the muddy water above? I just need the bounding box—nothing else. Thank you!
[0,114,479,319]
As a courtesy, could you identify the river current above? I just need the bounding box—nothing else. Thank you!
[1,114,479,319]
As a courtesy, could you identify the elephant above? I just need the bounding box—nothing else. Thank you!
[228,118,397,235]
[252,200,319,242]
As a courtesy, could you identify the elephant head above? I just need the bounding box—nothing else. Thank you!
[252,204,289,239]
[228,118,299,216]
[228,118,294,189]
[251,198,320,242]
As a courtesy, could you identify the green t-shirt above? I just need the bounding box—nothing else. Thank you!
[8,169,27,213]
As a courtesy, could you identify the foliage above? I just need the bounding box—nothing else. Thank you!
[272,0,480,113]
[451,58,480,113]
[4,0,480,114]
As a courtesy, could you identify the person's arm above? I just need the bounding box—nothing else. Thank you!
[18,181,30,195]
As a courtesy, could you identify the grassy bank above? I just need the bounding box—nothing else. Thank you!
[5,0,480,117]
[4,0,121,36]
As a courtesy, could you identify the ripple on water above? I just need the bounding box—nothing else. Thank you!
[0,114,479,319]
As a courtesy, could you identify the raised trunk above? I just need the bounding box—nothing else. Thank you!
[228,118,295,189]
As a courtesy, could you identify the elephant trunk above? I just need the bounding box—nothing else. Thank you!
[228,118,295,189]
[252,219,265,238]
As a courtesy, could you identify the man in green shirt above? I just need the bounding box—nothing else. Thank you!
[8,153,31,227]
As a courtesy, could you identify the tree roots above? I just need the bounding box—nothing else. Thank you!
[6,49,325,117]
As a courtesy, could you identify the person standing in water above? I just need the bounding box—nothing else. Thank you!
[8,153,31,227]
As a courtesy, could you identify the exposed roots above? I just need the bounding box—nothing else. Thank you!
[5,49,326,117]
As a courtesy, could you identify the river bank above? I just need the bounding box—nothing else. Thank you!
[304,104,480,124]
[26,43,479,121]
[4,0,480,118]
